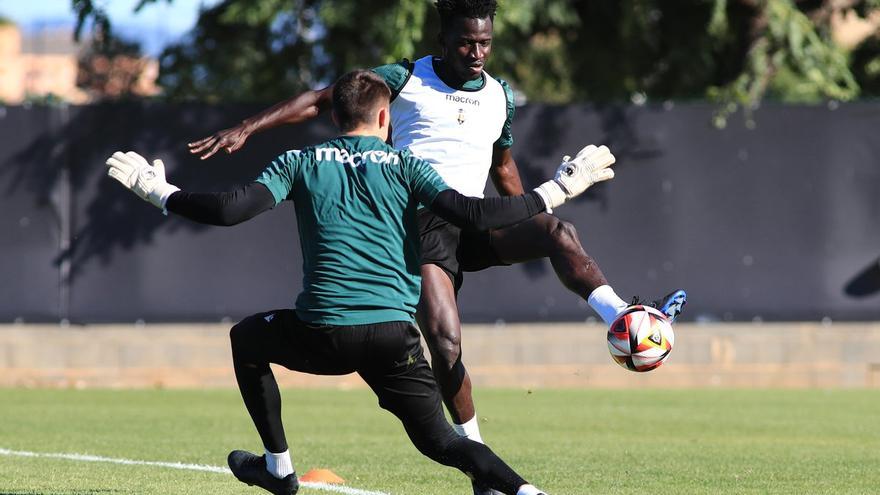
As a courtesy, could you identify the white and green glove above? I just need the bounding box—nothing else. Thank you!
[106,151,180,212]
[534,144,616,212]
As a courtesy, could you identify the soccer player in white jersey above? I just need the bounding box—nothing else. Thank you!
[188,2,686,494]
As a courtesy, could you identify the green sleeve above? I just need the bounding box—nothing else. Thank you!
[402,151,450,207]
[371,59,412,100]
[494,78,515,149]
[255,150,301,205]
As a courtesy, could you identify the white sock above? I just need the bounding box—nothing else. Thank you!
[588,285,629,325]
[452,414,484,444]
[517,484,545,495]
[265,449,294,479]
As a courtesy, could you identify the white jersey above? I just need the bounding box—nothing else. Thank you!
[389,56,510,198]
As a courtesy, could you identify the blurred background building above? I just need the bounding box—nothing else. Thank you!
[0,21,88,104]
[0,21,158,104]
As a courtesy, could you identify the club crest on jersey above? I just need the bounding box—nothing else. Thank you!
[457,108,465,125]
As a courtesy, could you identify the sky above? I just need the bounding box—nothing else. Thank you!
[0,0,221,55]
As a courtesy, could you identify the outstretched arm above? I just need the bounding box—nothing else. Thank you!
[421,144,617,229]
[106,151,275,225]
[187,86,334,160]
[428,189,545,231]
[166,183,275,226]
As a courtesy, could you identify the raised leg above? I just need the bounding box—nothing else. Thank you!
[491,212,608,296]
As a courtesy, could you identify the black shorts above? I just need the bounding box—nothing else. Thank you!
[418,208,509,291]
[236,309,457,446]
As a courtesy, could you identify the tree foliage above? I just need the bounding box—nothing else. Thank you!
[77,36,156,100]
[73,0,880,111]
[157,0,322,102]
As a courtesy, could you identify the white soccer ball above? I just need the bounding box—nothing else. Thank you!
[607,305,674,372]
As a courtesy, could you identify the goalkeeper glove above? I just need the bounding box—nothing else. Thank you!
[534,144,615,212]
[106,151,180,212]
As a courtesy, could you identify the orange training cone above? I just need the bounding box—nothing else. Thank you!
[299,468,345,484]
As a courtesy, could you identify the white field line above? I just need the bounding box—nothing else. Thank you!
[0,447,392,495]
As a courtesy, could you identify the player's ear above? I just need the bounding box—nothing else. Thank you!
[377,105,389,129]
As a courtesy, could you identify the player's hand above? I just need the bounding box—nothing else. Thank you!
[106,151,180,210]
[533,145,615,212]
[187,124,251,160]
[556,144,616,195]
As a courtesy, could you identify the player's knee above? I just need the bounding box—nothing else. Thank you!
[424,325,461,370]
[229,317,256,357]
[547,217,579,249]
[416,435,484,472]
[411,436,443,461]
[408,429,458,465]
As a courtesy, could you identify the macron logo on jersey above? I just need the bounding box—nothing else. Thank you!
[446,94,480,107]
[315,147,401,167]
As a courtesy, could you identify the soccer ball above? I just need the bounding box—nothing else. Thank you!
[607,305,674,372]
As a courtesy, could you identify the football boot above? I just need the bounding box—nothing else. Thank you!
[227,450,299,495]
[630,289,687,323]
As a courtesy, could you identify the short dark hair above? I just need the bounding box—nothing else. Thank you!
[332,70,392,132]
[435,0,497,32]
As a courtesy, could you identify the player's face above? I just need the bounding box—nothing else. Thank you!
[441,16,493,81]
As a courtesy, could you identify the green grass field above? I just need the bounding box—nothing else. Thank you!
[0,388,878,495]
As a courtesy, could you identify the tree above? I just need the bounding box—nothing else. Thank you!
[77,36,159,100]
[558,0,879,124]
[72,0,161,100]
[156,0,322,102]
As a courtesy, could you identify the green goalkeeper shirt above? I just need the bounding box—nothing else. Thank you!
[256,135,449,325]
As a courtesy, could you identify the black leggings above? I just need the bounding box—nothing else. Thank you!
[229,309,529,494]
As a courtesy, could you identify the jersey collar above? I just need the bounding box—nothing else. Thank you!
[431,57,486,92]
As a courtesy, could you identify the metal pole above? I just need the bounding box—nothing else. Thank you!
[56,103,72,324]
